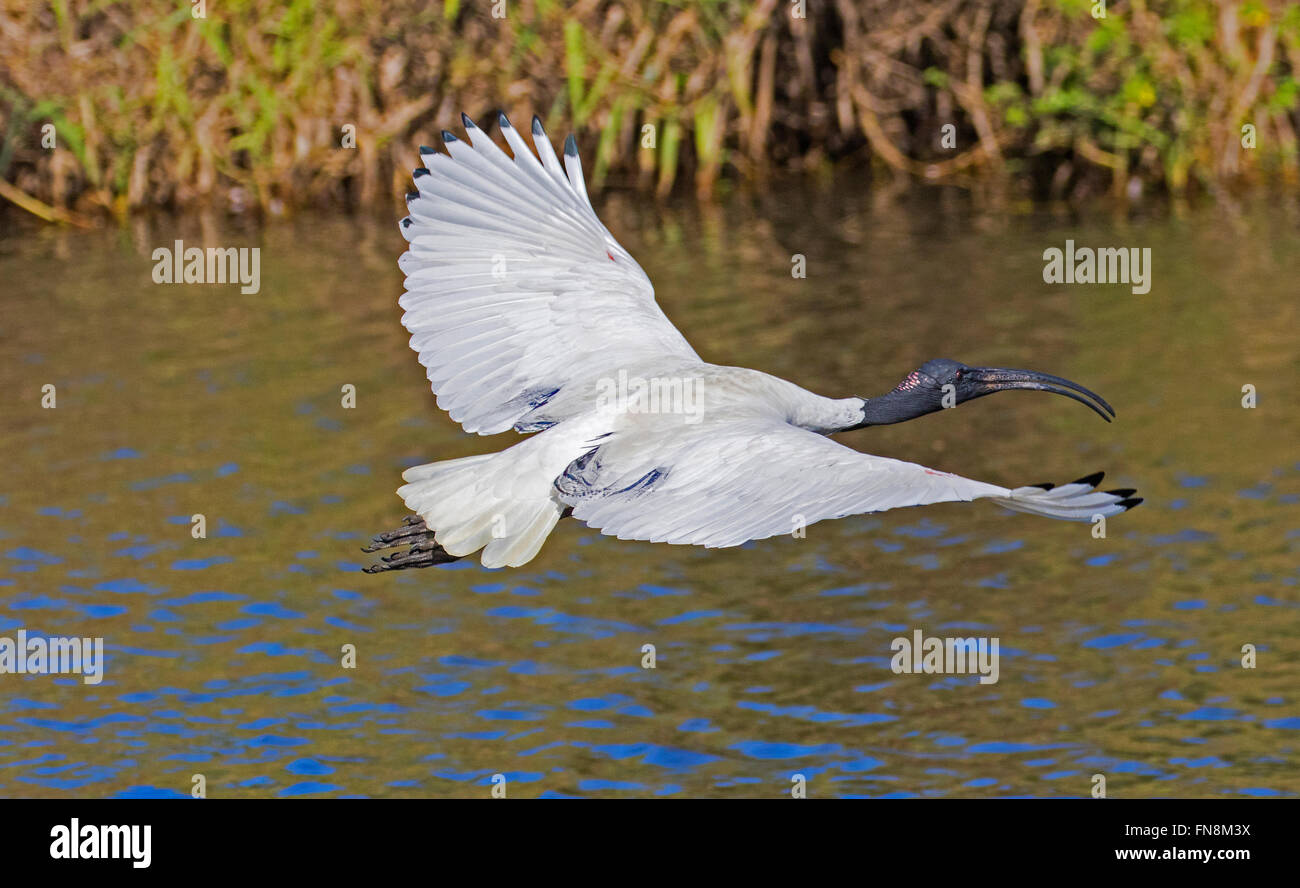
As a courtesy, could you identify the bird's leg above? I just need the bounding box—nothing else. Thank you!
[361,515,463,572]
[361,515,433,551]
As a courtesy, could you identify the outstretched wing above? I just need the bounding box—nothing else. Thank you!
[398,113,700,435]
[555,417,1139,548]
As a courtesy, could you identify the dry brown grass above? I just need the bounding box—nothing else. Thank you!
[1,0,1297,222]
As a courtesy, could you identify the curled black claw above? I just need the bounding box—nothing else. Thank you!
[361,517,432,552]
[362,515,461,572]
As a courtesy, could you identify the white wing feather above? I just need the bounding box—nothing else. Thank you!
[398,114,700,435]
[557,417,1135,548]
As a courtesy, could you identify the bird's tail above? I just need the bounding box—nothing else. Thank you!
[990,471,1142,521]
[394,448,565,569]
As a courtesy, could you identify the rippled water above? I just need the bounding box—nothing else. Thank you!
[1,186,1298,798]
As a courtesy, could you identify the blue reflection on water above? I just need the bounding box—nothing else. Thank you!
[1,447,1296,799]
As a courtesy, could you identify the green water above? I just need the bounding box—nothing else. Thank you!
[0,185,1298,798]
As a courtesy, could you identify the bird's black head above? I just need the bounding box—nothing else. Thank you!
[852,358,1115,428]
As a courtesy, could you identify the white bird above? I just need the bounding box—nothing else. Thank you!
[364,113,1141,572]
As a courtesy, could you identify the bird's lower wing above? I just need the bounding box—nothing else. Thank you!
[399,114,700,435]
[554,418,1138,547]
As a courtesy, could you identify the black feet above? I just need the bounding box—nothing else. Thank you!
[361,515,432,552]
[361,516,462,572]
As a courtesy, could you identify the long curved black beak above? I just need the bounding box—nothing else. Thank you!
[965,367,1115,422]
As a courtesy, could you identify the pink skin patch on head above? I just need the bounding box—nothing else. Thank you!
[896,371,922,392]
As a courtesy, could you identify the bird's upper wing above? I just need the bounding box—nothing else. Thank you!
[555,416,1135,547]
[398,114,701,435]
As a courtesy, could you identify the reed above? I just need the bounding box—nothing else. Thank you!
[0,0,1296,222]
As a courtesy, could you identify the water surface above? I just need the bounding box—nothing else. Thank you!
[1,186,1298,798]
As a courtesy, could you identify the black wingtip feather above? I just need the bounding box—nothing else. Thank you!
[440,129,457,143]
[413,167,430,178]
[405,191,419,202]
[1105,488,1136,498]
[564,134,578,156]
[498,111,511,129]
[532,115,545,136]
[1118,497,1143,510]
[1071,471,1105,488]
[1031,482,1055,491]
[419,144,434,154]
[461,111,476,129]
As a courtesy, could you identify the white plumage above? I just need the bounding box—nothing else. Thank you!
[385,113,1140,569]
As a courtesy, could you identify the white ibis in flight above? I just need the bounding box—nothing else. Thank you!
[364,113,1141,572]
